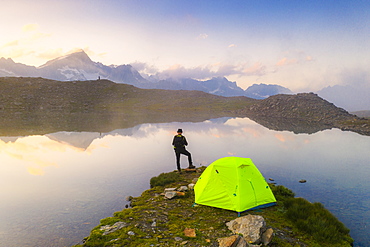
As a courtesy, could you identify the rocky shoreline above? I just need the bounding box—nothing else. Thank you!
[74,168,353,247]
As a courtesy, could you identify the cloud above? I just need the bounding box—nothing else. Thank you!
[29,32,52,41]
[276,57,298,67]
[228,44,236,48]
[197,33,208,40]
[306,55,313,61]
[159,64,213,79]
[37,48,64,60]
[131,62,159,75]
[22,23,39,32]
[1,40,19,48]
[20,23,51,42]
[1,48,35,58]
[27,167,45,176]
[242,62,266,76]
[338,68,370,87]
[276,51,315,67]
[0,24,53,62]
[138,61,268,80]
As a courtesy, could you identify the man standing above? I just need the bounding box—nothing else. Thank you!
[172,129,195,173]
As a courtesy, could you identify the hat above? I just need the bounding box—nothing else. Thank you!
[177,129,183,133]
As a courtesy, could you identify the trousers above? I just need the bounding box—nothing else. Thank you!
[174,147,192,171]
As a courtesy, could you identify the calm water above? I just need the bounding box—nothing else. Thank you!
[0,117,369,246]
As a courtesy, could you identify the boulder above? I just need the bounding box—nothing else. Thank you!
[261,228,274,245]
[100,221,127,235]
[164,187,177,192]
[178,186,188,192]
[226,215,265,243]
[188,183,195,190]
[217,235,248,247]
[164,191,177,199]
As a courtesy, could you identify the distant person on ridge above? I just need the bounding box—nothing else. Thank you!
[172,129,195,173]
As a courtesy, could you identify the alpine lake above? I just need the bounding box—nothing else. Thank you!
[1,115,369,247]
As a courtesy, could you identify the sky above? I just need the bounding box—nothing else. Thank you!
[0,0,369,92]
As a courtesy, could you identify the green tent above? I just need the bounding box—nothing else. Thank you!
[194,157,276,214]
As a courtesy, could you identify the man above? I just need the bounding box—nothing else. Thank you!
[172,129,195,173]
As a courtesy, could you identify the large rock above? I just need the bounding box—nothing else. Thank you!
[218,235,248,247]
[261,228,274,245]
[178,185,188,192]
[226,215,265,243]
[100,221,127,235]
[164,191,177,199]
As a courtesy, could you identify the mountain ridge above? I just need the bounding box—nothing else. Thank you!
[1,50,368,111]
[0,50,291,99]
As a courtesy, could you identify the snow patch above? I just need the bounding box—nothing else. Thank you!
[0,69,16,76]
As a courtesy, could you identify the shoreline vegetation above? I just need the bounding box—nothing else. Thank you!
[74,167,353,247]
[0,77,369,137]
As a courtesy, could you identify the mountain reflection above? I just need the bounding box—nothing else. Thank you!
[0,117,319,177]
[1,117,369,247]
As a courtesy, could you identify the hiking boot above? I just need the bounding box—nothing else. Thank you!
[188,165,196,169]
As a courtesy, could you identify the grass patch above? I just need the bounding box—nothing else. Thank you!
[284,197,353,246]
[271,184,295,200]
[149,172,180,188]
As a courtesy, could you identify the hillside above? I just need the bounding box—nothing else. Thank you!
[0,77,255,135]
[238,93,370,135]
[0,77,369,136]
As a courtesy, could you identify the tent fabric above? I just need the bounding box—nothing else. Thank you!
[194,157,276,213]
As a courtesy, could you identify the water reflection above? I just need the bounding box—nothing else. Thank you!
[0,117,369,246]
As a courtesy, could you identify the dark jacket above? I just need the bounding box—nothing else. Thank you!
[172,134,188,149]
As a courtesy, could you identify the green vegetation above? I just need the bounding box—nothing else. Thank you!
[150,172,181,188]
[74,168,353,247]
[284,198,352,245]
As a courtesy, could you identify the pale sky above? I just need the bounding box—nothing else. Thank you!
[1,0,369,91]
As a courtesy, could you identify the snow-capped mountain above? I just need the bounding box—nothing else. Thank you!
[0,50,292,99]
[245,83,293,99]
[0,50,147,84]
[0,57,39,77]
[138,77,247,97]
[38,49,148,83]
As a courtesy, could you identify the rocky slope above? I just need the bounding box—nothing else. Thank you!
[237,92,370,135]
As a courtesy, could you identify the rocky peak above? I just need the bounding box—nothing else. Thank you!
[0,57,15,64]
[38,49,93,69]
[244,83,293,99]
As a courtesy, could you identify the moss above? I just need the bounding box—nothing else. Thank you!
[150,172,181,188]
